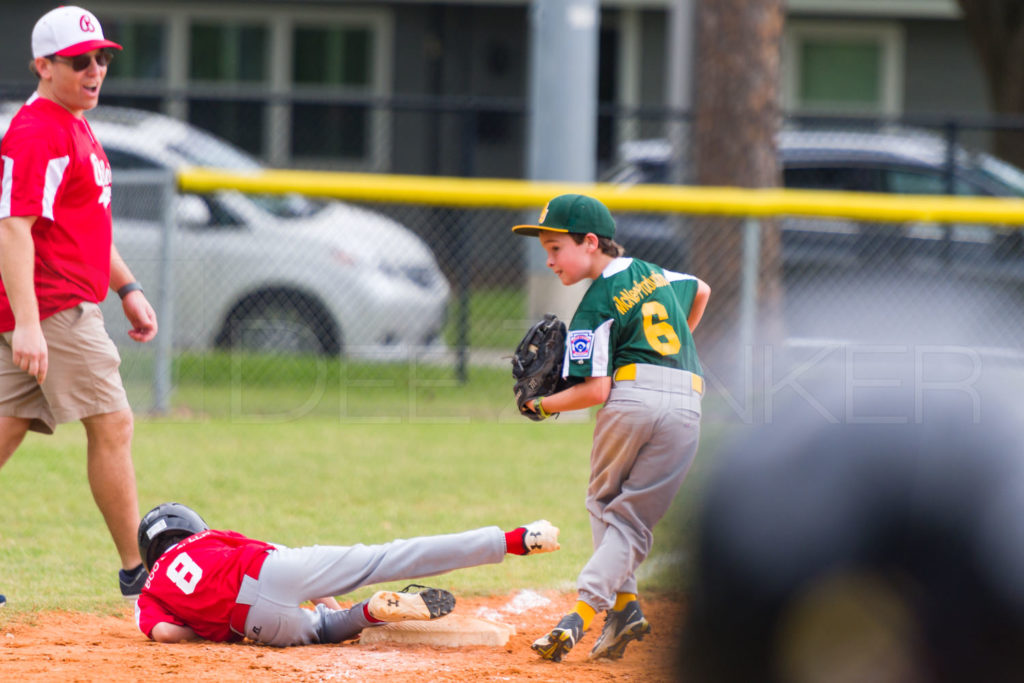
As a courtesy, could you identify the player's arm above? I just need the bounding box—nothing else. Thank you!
[532,375,611,415]
[0,215,47,383]
[110,243,158,343]
[150,622,200,643]
[687,278,711,332]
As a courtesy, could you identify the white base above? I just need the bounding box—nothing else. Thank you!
[359,614,516,647]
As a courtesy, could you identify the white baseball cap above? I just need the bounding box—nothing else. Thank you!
[32,6,122,59]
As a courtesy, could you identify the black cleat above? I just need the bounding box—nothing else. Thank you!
[119,564,148,601]
[532,612,585,662]
[588,600,651,660]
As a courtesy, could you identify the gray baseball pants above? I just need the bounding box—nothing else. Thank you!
[577,364,702,612]
[238,526,507,646]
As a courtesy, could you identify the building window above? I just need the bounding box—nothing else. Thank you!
[289,24,380,163]
[188,99,267,159]
[783,21,904,115]
[291,104,368,159]
[90,7,391,169]
[106,21,165,79]
[800,41,880,109]
[189,23,268,83]
[185,22,268,154]
[102,19,166,112]
[293,27,372,86]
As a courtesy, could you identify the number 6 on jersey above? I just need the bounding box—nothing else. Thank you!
[642,301,681,355]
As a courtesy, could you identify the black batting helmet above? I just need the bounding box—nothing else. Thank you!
[138,502,209,572]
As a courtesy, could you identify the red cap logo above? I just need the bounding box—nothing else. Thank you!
[80,15,96,34]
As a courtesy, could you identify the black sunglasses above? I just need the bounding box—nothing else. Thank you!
[49,48,114,72]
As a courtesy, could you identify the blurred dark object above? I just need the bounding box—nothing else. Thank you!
[683,384,1024,683]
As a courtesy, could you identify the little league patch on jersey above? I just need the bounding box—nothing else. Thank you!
[568,330,594,360]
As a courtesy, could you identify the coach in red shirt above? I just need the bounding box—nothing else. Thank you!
[0,6,157,601]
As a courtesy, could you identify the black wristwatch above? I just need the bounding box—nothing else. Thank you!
[117,282,144,300]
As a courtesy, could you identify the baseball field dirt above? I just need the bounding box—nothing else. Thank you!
[0,591,684,681]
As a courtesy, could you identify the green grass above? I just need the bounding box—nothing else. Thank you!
[121,349,521,421]
[169,360,519,423]
[0,352,722,617]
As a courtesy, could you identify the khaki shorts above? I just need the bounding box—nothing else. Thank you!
[0,302,130,434]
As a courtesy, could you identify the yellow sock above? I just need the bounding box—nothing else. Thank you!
[613,593,638,611]
[573,600,597,630]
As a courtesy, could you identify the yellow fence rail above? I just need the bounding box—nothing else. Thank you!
[179,167,1024,225]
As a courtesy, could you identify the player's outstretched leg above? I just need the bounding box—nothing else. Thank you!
[366,584,455,622]
[506,520,560,555]
[588,598,651,660]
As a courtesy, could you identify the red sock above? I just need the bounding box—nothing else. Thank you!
[363,602,383,623]
[505,528,527,555]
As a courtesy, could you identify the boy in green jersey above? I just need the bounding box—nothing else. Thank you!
[512,194,710,662]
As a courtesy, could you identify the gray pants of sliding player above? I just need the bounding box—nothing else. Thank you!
[577,364,702,612]
[237,526,507,646]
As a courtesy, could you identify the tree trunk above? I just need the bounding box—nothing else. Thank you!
[957,0,1024,167]
[691,0,784,389]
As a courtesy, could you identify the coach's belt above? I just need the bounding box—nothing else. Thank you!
[613,363,704,395]
[229,551,272,638]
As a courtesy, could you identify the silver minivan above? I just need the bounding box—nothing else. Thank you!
[0,103,451,356]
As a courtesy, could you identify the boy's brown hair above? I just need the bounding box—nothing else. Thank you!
[569,233,625,258]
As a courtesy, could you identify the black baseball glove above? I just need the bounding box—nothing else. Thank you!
[512,313,568,421]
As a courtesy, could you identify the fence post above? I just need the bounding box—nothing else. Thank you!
[152,170,176,414]
[739,217,761,367]
[454,210,470,384]
[453,109,478,383]
[942,120,959,262]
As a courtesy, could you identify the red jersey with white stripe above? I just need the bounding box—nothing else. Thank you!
[0,94,114,332]
[135,530,276,642]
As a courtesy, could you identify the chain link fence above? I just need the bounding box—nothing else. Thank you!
[104,184,1024,417]
[28,98,1018,418]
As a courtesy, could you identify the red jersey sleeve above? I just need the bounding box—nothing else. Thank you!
[0,121,71,220]
[135,590,186,639]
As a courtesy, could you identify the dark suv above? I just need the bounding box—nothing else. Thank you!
[604,129,1024,269]
[605,130,1024,347]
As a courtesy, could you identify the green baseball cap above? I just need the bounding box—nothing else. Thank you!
[512,194,616,239]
